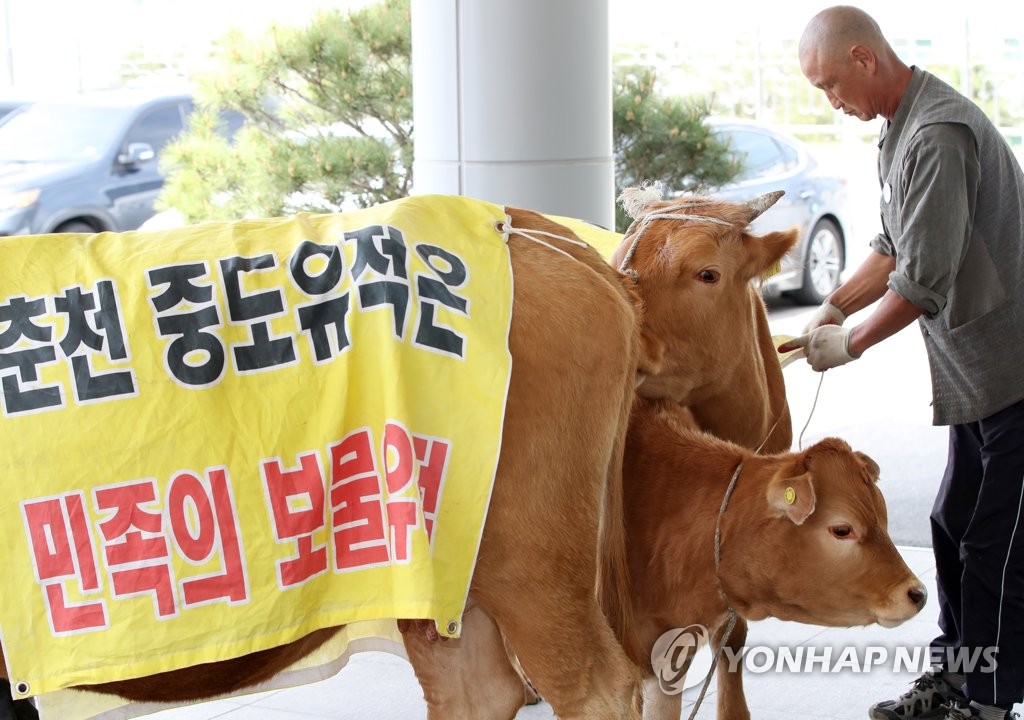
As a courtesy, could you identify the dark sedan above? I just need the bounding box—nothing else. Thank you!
[0,88,242,237]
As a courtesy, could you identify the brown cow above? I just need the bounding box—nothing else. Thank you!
[583,193,920,720]
[0,206,645,720]
[624,399,927,720]
[610,187,794,455]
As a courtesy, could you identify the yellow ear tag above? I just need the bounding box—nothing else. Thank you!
[784,486,797,505]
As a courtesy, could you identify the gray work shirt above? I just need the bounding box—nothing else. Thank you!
[871,67,1024,425]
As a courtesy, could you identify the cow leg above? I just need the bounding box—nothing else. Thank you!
[503,647,542,706]
[470,433,642,717]
[468,234,641,719]
[472,434,641,720]
[640,676,682,720]
[641,617,751,720]
[401,600,524,720]
[714,617,750,720]
[489,608,638,720]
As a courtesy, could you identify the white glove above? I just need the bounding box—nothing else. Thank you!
[778,325,859,372]
[802,302,846,335]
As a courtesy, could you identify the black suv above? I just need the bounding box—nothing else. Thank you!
[0,88,241,236]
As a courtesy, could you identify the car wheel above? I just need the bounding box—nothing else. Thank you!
[54,221,96,234]
[790,218,843,305]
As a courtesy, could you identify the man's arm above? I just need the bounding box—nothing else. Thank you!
[827,249,897,317]
[832,250,924,356]
[779,252,925,370]
[847,289,924,357]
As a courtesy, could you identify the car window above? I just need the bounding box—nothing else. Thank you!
[124,103,187,155]
[721,128,798,182]
[0,104,126,162]
[0,101,26,119]
[221,109,246,138]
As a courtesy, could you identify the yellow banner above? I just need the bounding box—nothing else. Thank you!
[544,213,623,260]
[0,194,513,696]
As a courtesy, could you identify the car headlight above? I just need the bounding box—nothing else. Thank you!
[0,187,40,211]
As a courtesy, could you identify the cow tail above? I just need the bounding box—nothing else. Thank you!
[597,347,640,662]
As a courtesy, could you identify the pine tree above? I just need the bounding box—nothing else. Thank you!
[159,1,739,232]
[613,65,742,231]
[158,0,412,222]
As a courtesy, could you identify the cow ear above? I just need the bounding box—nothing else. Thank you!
[767,471,816,525]
[744,228,799,280]
[855,451,881,484]
[637,328,665,379]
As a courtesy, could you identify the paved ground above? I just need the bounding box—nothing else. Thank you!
[91,546,1014,719]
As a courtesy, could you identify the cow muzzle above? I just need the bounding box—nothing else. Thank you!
[875,578,928,628]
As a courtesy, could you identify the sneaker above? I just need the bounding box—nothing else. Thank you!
[943,700,1018,720]
[869,669,966,719]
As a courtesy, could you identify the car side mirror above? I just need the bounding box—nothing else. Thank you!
[117,142,156,167]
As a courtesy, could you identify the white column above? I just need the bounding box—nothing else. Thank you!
[411,0,613,229]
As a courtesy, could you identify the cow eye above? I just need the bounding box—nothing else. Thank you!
[697,269,720,284]
[829,524,856,540]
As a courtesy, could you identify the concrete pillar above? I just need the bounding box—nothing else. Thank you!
[411,0,614,229]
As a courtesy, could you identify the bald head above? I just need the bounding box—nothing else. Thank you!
[799,5,888,67]
[797,5,911,121]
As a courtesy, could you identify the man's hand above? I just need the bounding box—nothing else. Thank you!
[802,302,846,334]
[777,325,859,372]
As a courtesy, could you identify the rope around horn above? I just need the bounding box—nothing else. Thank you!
[617,199,734,279]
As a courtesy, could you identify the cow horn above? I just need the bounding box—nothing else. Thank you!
[618,184,664,219]
[745,190,785,221]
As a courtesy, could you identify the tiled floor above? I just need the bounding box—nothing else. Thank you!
[40,545,1019,720]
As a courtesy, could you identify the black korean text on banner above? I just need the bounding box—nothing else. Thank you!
[0,280,137,416]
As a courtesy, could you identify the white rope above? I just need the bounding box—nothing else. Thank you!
[618,201,735,276]
[797,372,826,450]
[684,460,744,720]
[684,611,737,720]
[714,462,742,583]
[499,200,735,276]
[496,218,591,262]
[689,360,820,720]
[754,415,782,455]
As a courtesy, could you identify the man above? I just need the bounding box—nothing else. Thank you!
[782,6,1024,720]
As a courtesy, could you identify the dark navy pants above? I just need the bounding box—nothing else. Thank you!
[0,680,36,720]
[931,397,1024,708]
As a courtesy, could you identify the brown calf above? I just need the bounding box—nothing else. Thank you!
[625,399,927,720]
